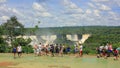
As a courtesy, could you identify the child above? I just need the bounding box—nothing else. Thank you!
[79,44,83,57]
[96,47,100,58]
[17,45,22,58]
[12,46,17,59]
[113,48,119,60]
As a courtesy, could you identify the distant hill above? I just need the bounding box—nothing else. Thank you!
[25,26,120,35]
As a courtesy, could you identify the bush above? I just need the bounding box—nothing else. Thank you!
[22,45,34,53]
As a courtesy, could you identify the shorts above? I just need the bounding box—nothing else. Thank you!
[18,52,22,54]
[80,51,83,54]
[114,53,118,56]
[13,49,17,53]
[75,50,78,53]
[50,49,54,53]
[13,51,17,53]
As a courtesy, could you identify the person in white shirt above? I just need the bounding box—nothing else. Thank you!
[17,45,22,58]
[79,44,83,57]
[38,43,42,56]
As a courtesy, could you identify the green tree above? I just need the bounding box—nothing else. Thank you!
[1,16,24,41]
[30,21,40,35]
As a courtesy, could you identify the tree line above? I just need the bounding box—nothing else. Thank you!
[0,16,120,54]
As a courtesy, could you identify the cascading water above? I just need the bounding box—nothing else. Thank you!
[79,34,90,44]
[66,34,78,41]
[66,34,91,44]
[40,35,57,45]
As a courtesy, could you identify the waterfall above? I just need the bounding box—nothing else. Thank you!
[41,35,57,45]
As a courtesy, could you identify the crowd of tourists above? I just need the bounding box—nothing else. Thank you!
[12,45,22,59]
[96,43,119,60]
[12,42,119,60]
[33,43,83,57]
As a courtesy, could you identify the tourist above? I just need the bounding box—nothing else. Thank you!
[38,43,42,56]
[12,46,17,59]
[17,45,22,58]
[50,44,55,57]
[74,45,79,57]
[45,45,49,56]
[108,43,113,57]
[59,44,64,57]
[55,44,59,56]
[99,45,104,57]
[34,44,38,56]
[66,46,71,55]
[113,48,119,60]
[104,44,109,59]
[79,44,83,57]
[96,46,100,58]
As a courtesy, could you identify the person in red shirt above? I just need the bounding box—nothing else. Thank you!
[113,48,119,60]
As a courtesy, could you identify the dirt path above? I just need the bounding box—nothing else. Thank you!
[0,61,17,68]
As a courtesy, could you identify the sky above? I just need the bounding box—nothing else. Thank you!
[0,0,120,27]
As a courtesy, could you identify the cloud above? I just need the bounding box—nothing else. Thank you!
[12,8,24,17]
[42,12,52,17]
[86,9,92,14]
[108,11,120,20]
[0,0,6,3]
[62,0,83,14]
[100,4,111,10]
[63,0,78,9]
[32,2,52,17]
[0,16,9,23]
[32,2,46,12]
[94,9,100,16]
[0,0,120,27]
[0,4,9,12]
[36,11,52,17]
[115,0,120,7]
[88,2,96,8]
[96,3,111,10]
[92,0,109,2]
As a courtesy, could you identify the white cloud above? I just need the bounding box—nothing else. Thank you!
[108,11,120,20]
[0,16,9,21]
[0,4,9,12]
[36,12,52,17]
[0,0,6,3]
[86,9,92,14]
[0,0,120,27]
[62,0,83,14]
[32,2,46,12]
[88,3,96,8]
[42,12,52,17]
[32,2,52,17]
[0,4,24,17]
[115,0,120,7]
[12,8,24,17]
[94,10,100,16]
[92,0,109,2]
[108,11,116,16]
[98,4,111,10]
[63,0,78,9]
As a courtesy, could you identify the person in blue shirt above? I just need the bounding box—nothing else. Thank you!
[12,46,17,59]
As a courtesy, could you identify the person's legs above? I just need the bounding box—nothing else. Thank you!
[20,52,22,57]
[116,55,118,60]
[18,52,22,58]
[18,52,20,57]
[52,51,54,57]
[80,51,83,57]
[61,52,63,57]
[14,52,16,59]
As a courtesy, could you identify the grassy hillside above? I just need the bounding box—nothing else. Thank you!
[24,26,120,54]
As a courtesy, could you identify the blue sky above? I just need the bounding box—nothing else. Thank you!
[0,0,120,27]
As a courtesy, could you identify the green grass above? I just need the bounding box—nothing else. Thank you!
[0,53,120,68]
